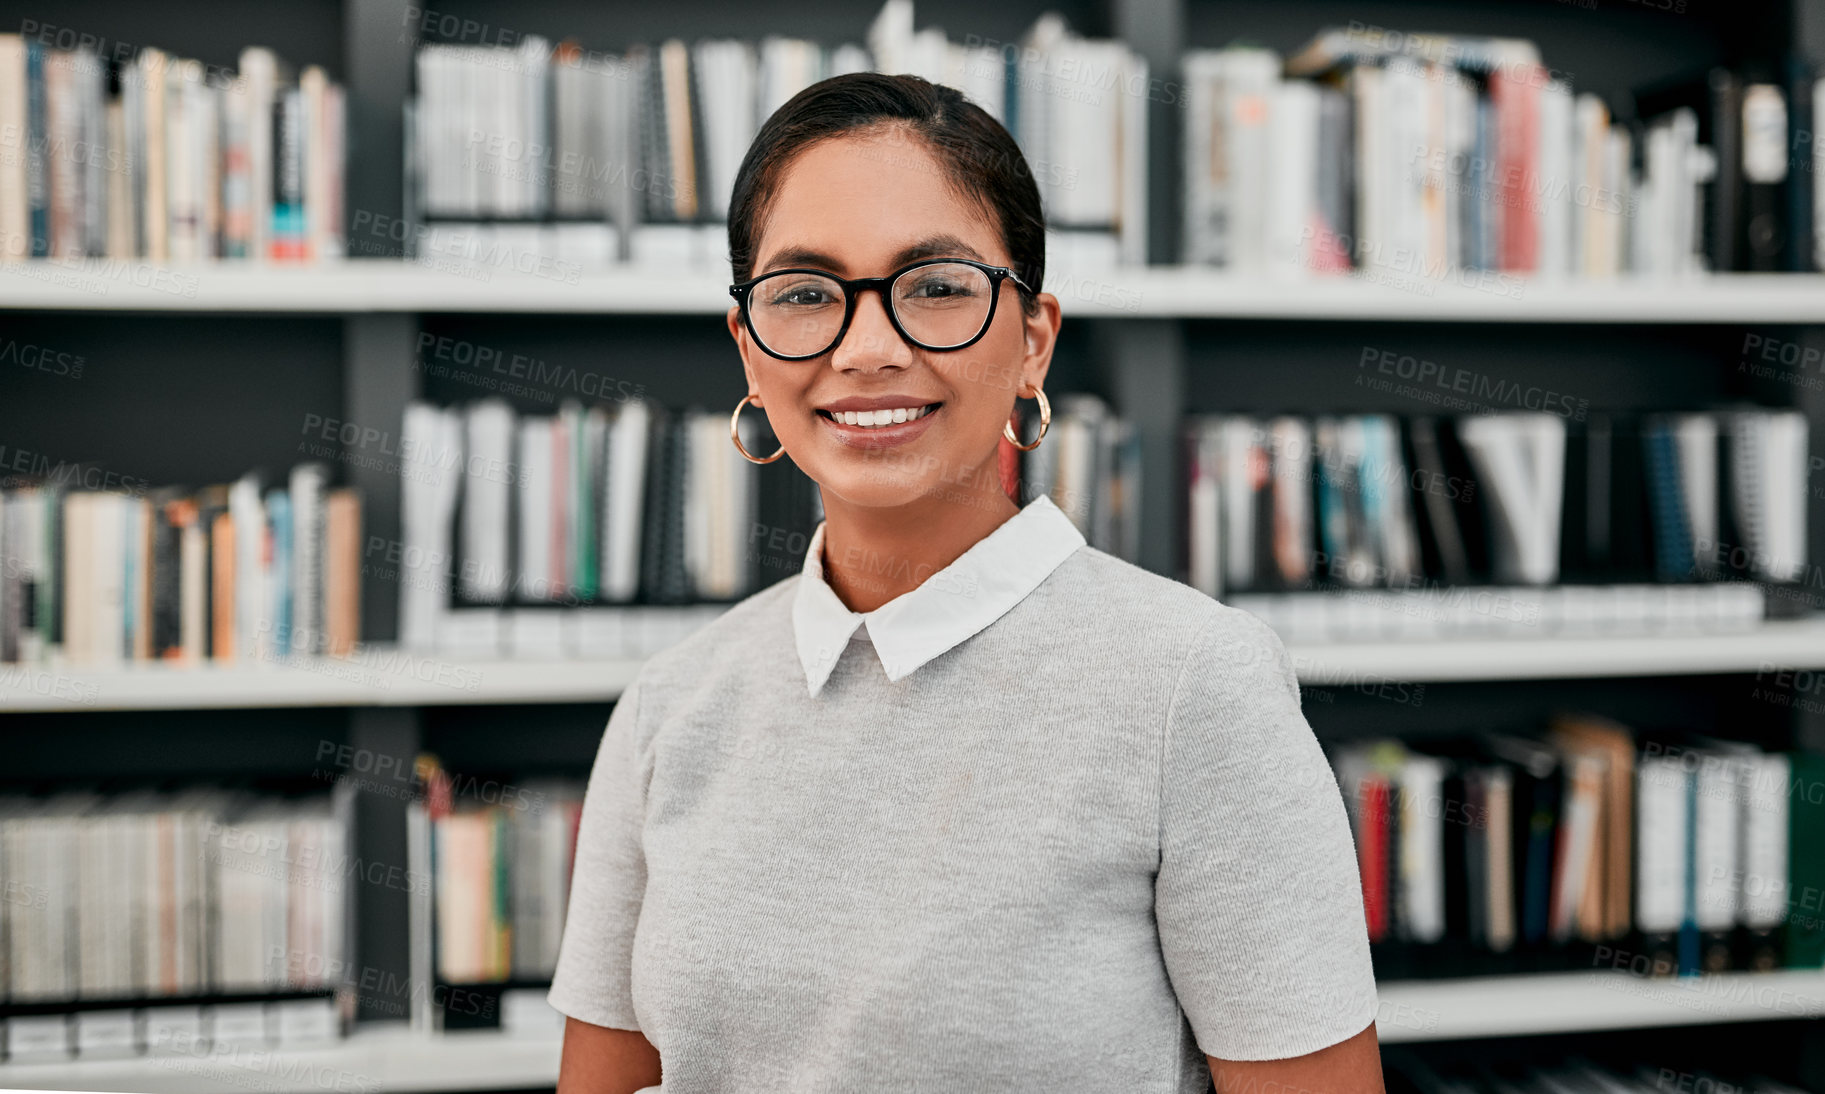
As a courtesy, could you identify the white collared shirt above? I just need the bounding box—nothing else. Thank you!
[791,493,1087,697]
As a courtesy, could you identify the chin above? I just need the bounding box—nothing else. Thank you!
[817,467,948,510]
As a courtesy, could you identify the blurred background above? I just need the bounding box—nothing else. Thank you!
[3,0,1825,1092]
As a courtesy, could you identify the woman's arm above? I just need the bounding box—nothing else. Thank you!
[1207,1021,1385,1094]
[556,1016,662,1094]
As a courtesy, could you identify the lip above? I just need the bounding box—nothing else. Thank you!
[816,401,944,449]
[816,394,946,412]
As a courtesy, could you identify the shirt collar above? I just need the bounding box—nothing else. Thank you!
[792,493,1086,698]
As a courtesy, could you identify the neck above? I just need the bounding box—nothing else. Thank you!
[817,479,1022,614]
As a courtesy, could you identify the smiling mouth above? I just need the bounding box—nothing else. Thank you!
[816,403,944,428]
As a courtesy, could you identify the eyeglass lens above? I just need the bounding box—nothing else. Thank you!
[746,262,996,357]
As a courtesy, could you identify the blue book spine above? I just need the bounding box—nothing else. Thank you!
[1644,422,1696,581]
[121,498,138,659]
[267,490,294,657]
[1678,766,1700,976]
[25,41,48,257]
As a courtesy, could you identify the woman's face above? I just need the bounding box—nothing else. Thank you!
[728,128,1060,510]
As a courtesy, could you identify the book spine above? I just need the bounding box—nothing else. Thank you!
[271,89,305,260]
[25,40,48,256]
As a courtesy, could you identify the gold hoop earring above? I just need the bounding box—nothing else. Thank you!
[731,393,786,464]
[1003,385,1051,452]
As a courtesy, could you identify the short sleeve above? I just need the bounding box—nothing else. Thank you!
[548,672,651,1031]
[1154,610,1379,1061]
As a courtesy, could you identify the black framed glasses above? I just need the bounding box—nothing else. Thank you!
[729,258,1034,361]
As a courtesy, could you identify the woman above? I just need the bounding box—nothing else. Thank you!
[549,72,1384,1094]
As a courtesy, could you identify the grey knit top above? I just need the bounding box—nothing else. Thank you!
[548,494,1379,1093]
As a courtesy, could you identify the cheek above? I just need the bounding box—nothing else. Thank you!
[941,339,1023,411]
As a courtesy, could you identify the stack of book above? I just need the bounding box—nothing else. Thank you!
[407,0,1146,269]
[0,467,363,667]
[396,391,1139,659]
[1184,409,1808,634]
[1184,26,1825,282]
[1013,392,1142,564]
[0,784,355,1057]
[0,38,346,262]
[1333,720,1825,979]
[1637,64,1825,273]
[402,759,582,1028]
[398,397,764,658]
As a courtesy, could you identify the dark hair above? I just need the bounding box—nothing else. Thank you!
[726,71,1044,317]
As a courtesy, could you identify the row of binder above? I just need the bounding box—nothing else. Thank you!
[0,785,354,1005]
[1,469,362,666]
[1185,410,1808,599]
[1335,719,1825,979]
[409,0,1146,262]
[0,39,345,262]
[396,392,1138,657]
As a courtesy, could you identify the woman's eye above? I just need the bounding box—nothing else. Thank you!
[908,278,973,298]
[770,285,835,307]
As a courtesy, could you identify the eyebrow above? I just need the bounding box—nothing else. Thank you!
[757,234,989,276]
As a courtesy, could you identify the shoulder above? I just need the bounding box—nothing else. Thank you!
[1043,545,1291,674]
[627,572,799,701]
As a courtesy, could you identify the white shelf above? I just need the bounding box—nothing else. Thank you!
[1289,617,1825,685]
[3,970,1820,1091]
[0,1025,563,1094]
[1376,968,1825,1043]
[7,618,1825,711]
[5,260,1825,321]
[0,651,643,712]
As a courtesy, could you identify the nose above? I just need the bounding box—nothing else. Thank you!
[830,285,913,371]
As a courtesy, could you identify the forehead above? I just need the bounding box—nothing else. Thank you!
[754,130,1007,275]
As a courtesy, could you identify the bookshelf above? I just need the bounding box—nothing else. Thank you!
[8,615,1825,712]
[6,0,1825,1089]
[3,970,1822,1093]
[8,260,1825,320]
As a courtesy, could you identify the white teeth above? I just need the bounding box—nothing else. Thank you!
[831,405,935,428]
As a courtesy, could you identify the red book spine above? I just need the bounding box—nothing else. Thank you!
[1492,62,1543,272]
[1360,777,1390,941]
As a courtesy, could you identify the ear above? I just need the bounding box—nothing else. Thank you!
[728,305,761,400]
[1018,291,1062,397]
